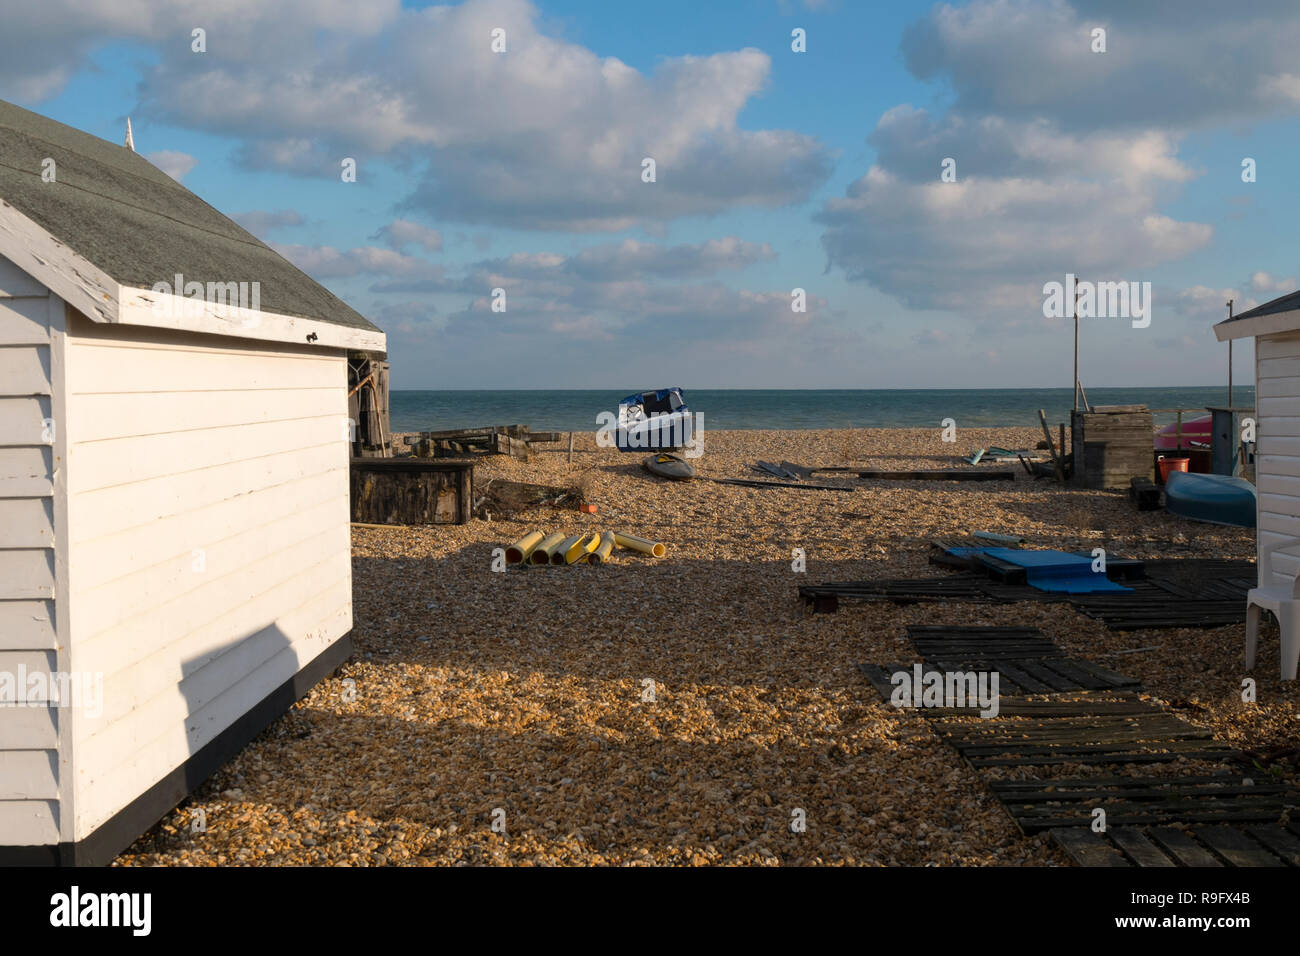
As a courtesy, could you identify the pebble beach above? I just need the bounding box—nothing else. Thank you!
[116,427,1299,866]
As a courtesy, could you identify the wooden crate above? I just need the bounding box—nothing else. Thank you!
[350,458,472,525]
[1071,405,1154,489]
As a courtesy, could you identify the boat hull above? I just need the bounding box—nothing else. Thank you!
[1164,471,1256,528]
[1153,414,1211,451]
[643,453,695,480]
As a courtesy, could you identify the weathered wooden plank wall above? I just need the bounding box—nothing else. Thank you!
[1071,405,1155,489]
[350,459,472,525]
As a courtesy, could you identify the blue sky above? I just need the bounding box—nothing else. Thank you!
[5,0,1299,388]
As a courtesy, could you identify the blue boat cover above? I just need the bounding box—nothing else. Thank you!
[619,387,687,414]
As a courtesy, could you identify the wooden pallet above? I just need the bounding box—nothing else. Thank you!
[934,708,1233,768]
[802,561,1251,627]
[933,658,1138,694]
[992,775,1300,833]
[857,664,1159,715]
[902,626,1139,693]
[800,577,999,613]
[1053,823,1300,867]
[1071,598,1245,630]
[905,625,1061,657]
[857,617,1293,866]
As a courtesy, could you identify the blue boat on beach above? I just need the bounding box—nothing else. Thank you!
[616,386,694,451]
[1164,471,1257,528]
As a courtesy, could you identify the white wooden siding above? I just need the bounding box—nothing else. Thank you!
[0,750,58,799]
[1257,333,1300,584]
[64,312,353,840]
[0,600,55,651]
[0,255,59,846]
[0,800,58,845]
[0,705,57,749]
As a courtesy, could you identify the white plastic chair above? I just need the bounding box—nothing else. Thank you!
[1245,535,1300,680]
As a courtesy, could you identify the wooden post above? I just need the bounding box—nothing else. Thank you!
[1059,422,1066,466]
[1073,279,1081,411]
[1227,299,1234,407]
[568,431,574,464]
[1039,409,1064,482]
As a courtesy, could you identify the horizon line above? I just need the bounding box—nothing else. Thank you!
[388,384,1251,392]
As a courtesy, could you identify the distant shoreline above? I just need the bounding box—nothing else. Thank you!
[391,385,1244,392]
[389,386,1253,433]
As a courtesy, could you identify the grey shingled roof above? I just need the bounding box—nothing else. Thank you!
[1223,289,1300,324]
[0,99,379,333]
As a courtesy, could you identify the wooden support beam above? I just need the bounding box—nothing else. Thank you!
[1039,409,1064,482]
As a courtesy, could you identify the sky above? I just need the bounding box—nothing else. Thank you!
[2,0,1298,389]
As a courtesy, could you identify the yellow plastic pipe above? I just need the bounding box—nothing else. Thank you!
[613,531,666,558]
[588,531,616,565]
[552,534,583,565]
[565,532,600,564]
[505,529,544,565]
[531,532,566,565]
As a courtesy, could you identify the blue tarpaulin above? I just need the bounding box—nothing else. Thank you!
[982,548,1133,593]
[947,547,1133,594]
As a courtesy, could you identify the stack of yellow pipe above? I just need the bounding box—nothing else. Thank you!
[503,529,666,567]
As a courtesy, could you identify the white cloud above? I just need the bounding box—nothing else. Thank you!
[372,219,443,254]
[565,238,774,280]
[355,237,821,352]
[270,243,439,279]
[819,116,1212,312]
[1251,271,1297,294]
[146,149,197,181]
[813,0,1300,314]
[900,0,1300,132]
[2,0,829,231]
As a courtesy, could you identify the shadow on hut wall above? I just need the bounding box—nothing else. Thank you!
[109,620,333,859]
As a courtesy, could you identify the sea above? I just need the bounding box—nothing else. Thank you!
[390,387,1254,433]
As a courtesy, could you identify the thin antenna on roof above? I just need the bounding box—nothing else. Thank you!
[124,118,135,152]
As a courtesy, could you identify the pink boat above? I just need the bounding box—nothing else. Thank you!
[1153,414,1212,451]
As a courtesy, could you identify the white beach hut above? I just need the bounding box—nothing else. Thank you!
[0,100,385,863]
[1215,291,1300,679]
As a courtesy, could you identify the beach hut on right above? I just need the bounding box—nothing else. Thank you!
[1215,291,1300,678]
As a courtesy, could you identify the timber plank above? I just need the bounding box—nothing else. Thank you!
[1242,825,1300,866]
[1109,828,1176,867]
[1194,825,1286,867]
[1052,829,1131,867]
[1147,827,1224,867]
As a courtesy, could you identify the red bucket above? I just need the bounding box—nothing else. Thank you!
[1158,456,1189,482]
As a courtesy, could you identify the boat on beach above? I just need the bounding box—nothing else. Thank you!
[616,386,693,451]
[642,453,695,480]
[1163,470,1257,527]
[1153,414,1212,450]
